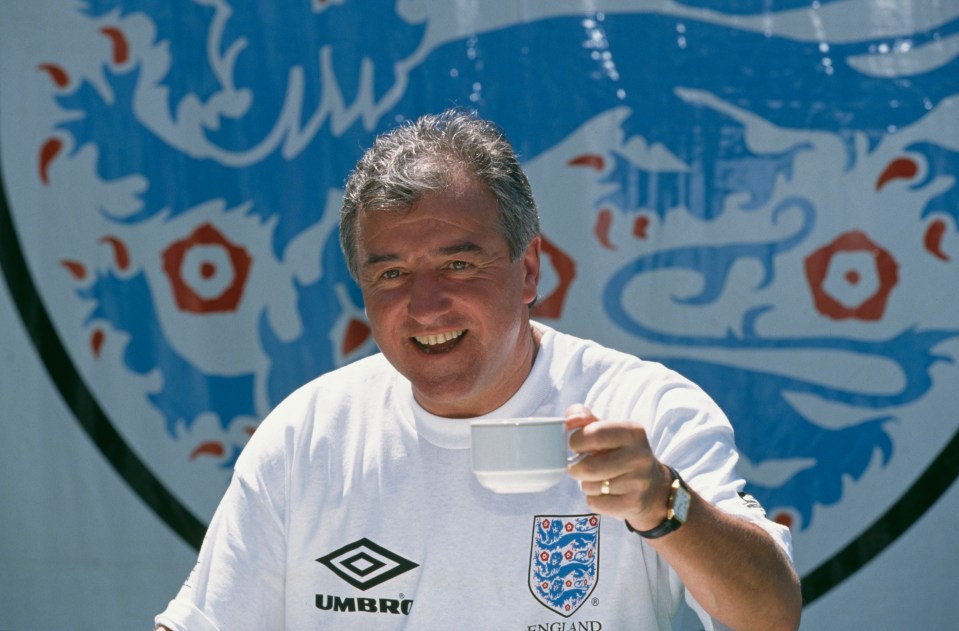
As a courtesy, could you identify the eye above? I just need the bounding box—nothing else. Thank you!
[380,268,402,280]
[449,260,471,271]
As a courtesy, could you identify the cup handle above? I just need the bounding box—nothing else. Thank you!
[567,427,588,466]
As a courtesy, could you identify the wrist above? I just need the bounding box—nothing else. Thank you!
[626,465,691,539]
[625,463,671,530]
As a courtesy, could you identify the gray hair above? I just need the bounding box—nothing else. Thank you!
[339,108,540,279]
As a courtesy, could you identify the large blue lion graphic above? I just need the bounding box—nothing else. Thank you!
[40,0,959,531]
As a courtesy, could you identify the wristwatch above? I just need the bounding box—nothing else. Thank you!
[629,465,691,539]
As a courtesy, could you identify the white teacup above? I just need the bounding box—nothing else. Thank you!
[469,417,582,493]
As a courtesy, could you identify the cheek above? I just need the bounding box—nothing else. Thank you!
[362,295,405,340]
[360,287,390,316]
[364,302,391,332]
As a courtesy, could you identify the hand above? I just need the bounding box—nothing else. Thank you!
[565,403,673,532]
[568,404,803,630]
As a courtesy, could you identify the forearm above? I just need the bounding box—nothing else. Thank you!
[642,492,801,631]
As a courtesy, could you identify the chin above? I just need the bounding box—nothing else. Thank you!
[413,384,484,417]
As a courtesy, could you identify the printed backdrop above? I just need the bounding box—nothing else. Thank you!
[1,1,957,628]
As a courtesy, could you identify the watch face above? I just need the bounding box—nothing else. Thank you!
[673,486,691,523]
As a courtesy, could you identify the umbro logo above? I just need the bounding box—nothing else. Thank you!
[317,538,419,591]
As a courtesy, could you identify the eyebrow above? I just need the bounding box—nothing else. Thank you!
[363,252,399,267]
[362,241,485,268]
[438,241,484,256]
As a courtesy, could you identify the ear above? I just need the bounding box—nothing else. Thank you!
[520,236,542,305]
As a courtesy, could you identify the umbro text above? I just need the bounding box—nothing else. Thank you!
[315,594,414,615]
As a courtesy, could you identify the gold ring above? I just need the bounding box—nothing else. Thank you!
[600,480,611,495]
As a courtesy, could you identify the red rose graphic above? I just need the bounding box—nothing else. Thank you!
[162,223,252,313]
[804,230,899,321]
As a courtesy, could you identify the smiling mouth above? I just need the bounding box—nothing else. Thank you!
[412,330,466,353]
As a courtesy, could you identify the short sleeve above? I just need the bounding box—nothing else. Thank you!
[641,369,794,630]
[154,467,287,630]
[645,371,792,556]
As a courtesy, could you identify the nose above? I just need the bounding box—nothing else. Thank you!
[406,272,452,323]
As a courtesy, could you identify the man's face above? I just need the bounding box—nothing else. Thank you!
[355,175,541,417]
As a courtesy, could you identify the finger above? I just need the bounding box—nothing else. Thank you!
[569,447,638,483]
[570,439,661,487]
[570,420,647,454]
[564,403,596,430]
[581,477,615,497]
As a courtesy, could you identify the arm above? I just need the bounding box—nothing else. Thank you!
[566,404,802,631]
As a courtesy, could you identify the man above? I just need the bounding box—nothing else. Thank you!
[156,109,801,630]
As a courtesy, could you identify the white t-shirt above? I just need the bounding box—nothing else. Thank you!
[156,322,791,630]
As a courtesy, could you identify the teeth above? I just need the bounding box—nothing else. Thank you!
[414,330,465,346]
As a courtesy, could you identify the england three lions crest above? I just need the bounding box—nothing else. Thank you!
[529,514,600,617]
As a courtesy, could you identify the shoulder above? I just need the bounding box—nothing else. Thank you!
[536,321,731,436]
[234,353,401,469]
[536,321,694,395]
[275,352,396,412]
